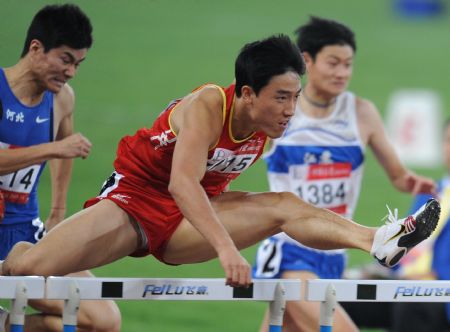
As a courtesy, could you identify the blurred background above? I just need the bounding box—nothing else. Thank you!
[1,0,449,330]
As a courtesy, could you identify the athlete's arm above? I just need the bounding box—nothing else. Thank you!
[0,143,63,175]
[46,84,76,230]
[358,98,435,195]
[0,86,91,176]
[168,87,251,287]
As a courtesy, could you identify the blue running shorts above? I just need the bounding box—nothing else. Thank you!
[0,218,46,260]
[253,237,347,279]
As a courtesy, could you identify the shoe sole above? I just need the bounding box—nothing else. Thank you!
[389,198,441,266]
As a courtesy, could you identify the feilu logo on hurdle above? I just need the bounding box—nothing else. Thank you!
[142,284,209,297]
[394,285,450,299]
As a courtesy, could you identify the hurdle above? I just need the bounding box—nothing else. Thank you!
[45,277,301,332]
[0,277,45,332]
[306,279,450,332]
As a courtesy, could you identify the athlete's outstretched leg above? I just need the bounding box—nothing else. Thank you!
[164,191,374,263]
[164,191,440,269]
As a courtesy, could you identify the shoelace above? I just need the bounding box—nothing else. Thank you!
[381,204,398,225]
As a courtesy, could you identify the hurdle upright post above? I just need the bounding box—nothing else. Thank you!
[10,281,27,332]
[0,277,45,332]
[319,284,336,332]
[62,281,80,332]
[268,282,286,332]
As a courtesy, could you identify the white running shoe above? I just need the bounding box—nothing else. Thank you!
[0,306,8,332]
[371,198,440,268]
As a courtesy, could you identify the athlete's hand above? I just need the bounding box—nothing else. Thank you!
[218,246,252,288]
[45,207,66,231]
[55,133,92,159]
[395,172,437,196]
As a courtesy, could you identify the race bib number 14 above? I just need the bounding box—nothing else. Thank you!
[0,165,40,204]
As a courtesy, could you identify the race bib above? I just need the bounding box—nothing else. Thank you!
[0,164,40,204]
[254,239,283,278]
[290,163,351,214]
[207,148,257,174]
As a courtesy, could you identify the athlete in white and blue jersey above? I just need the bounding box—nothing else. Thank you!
[254,91,364,279]
[253,17,436,332]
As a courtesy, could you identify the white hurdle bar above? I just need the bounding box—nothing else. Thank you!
[307,279,450,332]
[0,277,45,332]
[45,277,301,332]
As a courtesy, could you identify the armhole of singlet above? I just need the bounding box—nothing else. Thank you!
[167,84,227,144]
[49,93,54,142]
[202,84,227,151]
[348,92,365,151]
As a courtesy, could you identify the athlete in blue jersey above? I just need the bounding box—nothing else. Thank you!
[253,17,436,332]
[0,4,121,332]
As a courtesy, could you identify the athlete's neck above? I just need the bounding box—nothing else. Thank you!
[299,87,337,118]
[232,97,255,140]
[4,62,46,106]
[301,90,336,109]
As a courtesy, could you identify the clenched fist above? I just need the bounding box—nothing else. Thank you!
[55,133,92,159]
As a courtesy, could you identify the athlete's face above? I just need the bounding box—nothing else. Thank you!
[305,44,354,97]
[29,40,87,93]
[248,71,301,138]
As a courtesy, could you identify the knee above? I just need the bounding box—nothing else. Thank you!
[4,241,41,276]
[272,191,305,210]
[77,300,122,332]
[277,191,299,202]
[7,257,38,276]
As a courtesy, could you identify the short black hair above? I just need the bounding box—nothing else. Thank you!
[235,34,305,97]
[21,3,93,57]
[295,16,356,60]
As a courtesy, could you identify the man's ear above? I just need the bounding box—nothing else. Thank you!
[303,52,314,66]
[240,85,254,103]
[28,39,45,56]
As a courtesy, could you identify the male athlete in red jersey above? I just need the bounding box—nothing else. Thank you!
[2,35,440,289]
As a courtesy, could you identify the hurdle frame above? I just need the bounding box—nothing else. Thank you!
[7,277,450,331]
[307,279,450,332]
[46,277,301,332]
[0,277,301,332]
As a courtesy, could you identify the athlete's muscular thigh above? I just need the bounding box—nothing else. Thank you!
[7,200,139,276]
[164,191,288,264]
